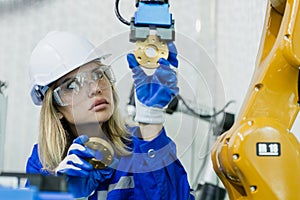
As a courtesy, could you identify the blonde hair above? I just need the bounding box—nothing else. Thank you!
[38,84,132,172]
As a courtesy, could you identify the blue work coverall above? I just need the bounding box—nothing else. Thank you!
[26,127,195,200]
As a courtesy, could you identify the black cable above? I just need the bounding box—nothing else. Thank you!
[176,94,235,119]
[114,0,131,26]
[191,120,215,189]
[128,84,135,106]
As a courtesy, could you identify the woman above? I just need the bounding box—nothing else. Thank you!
[26,31,194,200]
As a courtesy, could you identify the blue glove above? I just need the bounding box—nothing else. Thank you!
[127,42,179,123]
[55,135,118,198]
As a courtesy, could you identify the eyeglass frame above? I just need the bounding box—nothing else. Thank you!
[52,64,116,107]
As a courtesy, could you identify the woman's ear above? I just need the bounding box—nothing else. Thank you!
[57,112,64,119]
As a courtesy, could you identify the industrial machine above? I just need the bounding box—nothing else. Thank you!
[0,172,72,200]
[115,0,175,69]
[212,0,300,199]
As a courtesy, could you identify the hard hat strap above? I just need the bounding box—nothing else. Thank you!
[34,85,49,103]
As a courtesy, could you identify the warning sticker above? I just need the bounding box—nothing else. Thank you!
[256,142,281,156]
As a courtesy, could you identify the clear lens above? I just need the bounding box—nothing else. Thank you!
[53,65,115,106]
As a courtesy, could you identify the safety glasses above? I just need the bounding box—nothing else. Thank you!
[53,65,115,107]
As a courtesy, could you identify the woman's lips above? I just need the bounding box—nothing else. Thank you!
[89,99,109,111]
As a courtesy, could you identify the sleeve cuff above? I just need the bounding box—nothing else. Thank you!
[134,96,165,124]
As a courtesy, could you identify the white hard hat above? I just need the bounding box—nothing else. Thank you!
[29,31,111,105]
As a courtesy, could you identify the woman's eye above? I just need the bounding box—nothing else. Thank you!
[66,79,80,92]
[92,70,104,80]
[67,82,77,89]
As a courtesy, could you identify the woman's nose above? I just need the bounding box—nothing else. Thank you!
[88,81,102,97]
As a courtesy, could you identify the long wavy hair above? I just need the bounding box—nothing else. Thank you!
[38,78,132,172]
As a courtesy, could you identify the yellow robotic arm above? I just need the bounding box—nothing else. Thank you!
[212,0,300,199]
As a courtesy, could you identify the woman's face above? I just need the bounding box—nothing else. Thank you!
[55,61,115,126]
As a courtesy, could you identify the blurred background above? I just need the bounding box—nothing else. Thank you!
[2,0,299,199]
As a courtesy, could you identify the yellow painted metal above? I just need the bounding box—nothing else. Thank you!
[211,0,300,199]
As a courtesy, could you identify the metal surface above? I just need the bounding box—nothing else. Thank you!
[134,35,168,69]
[212,0,300,199]
[270,0,286,14]
[130,0,174,69]
[84,137,114,169]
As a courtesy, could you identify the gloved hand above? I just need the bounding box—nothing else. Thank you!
[127,42,179,124]
[55,135,118,198]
